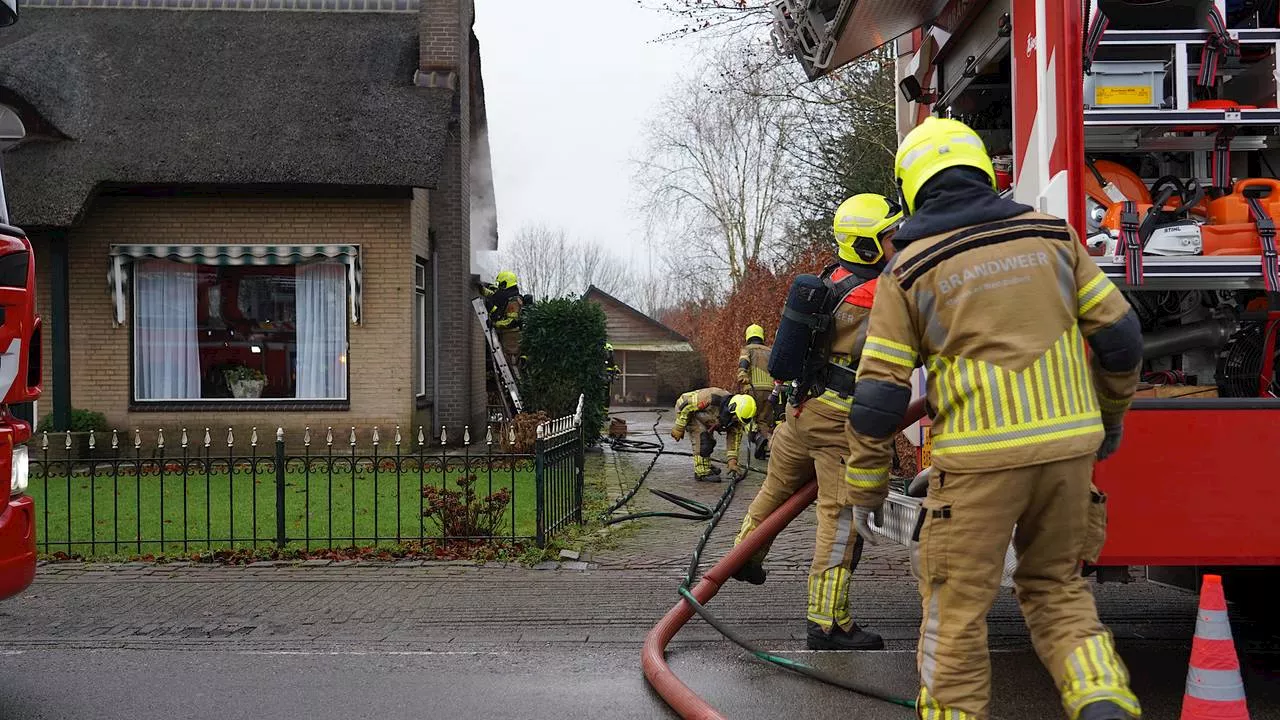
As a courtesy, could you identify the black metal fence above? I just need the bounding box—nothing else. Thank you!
[29,402,586,558]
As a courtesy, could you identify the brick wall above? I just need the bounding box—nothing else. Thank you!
[422,0,486,435]
[36,195,418,448]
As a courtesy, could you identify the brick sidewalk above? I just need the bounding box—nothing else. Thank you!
[2,562,1200,653]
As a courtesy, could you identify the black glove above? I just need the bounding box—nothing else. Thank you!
[1097,424,1123,461]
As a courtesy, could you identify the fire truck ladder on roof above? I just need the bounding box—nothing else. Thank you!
[472,297,524,417]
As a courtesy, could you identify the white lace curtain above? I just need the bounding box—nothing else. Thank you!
[295,262,348,399]
[134,260,201,400]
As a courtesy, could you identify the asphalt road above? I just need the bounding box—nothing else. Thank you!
[2,643,1278,720]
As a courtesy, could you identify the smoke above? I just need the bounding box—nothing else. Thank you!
[469,129,499,276]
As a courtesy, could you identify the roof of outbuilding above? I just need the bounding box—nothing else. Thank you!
[0,8,453,227]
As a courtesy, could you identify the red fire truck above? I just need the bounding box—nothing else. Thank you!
[0,0,43,601]
[772,0,1280,596]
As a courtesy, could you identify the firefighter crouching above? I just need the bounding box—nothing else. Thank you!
[731,193,902,651]
[737,324,780,443]
[480,270,525,370]
[843,118,1143,720]
[670,388,755,482]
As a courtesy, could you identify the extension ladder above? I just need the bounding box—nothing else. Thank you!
[471,297,524,416]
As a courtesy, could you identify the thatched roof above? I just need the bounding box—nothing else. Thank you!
[0,8,452,226]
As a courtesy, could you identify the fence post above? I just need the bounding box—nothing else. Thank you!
[275,427,287,549]
[573,426,585,525]
[534,426,546,547]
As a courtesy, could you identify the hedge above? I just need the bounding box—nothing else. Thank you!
[518,296,608,445]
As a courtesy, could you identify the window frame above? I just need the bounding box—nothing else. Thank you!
[128,260,351,412]
[414,259,428,400]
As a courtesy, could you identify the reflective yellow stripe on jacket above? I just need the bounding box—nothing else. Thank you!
[929,325,1103,457]
[1077,272,1117,317]
[863,336,917,368]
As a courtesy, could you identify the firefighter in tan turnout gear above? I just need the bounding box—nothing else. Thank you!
[730,193,902,651]
[670,388,756,482]
[843,118,1143,720]
[737,324,779,444]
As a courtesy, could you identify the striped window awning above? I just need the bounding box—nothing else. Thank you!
[108,244,363,325]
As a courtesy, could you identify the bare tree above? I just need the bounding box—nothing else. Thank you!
[500,224,634,302]
[634,49,801,288]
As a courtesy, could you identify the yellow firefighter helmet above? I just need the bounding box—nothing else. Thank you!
[727,394,757,424]
[832,193,903,265]
[894,117,996,213]
[745,324,765,342]
[496,270,518,289]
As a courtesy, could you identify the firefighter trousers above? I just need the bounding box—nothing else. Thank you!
[734,404,864,632]
[914,454,1140,719]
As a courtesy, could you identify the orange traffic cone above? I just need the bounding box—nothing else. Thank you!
[1180,574,1250,720]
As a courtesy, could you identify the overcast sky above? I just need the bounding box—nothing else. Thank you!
[473,0,698,275]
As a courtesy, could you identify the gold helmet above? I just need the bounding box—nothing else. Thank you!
[496,270,518,289]
[833,193,903,265]
[744,324,765,342]
[726,394,757,424]
[894,117,996,213]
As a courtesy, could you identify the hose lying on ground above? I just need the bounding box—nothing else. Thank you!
[602,412,762,527]
[642,399,928,720]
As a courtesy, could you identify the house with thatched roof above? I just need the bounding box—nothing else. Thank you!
[0,0,495,442]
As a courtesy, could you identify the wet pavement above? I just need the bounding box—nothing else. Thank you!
[1,408,1277,719]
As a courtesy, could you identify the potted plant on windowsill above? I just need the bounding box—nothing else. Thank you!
[224,365,267,399]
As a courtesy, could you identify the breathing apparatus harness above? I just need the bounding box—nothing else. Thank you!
[769,263,875,408]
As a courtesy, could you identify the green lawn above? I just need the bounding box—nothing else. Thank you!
[28,461,539,558]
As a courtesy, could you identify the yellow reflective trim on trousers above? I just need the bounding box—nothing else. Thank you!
[807,568,852,629]
[916,687,978,720]
[845,465,889,488]
[1061,635,1142,719]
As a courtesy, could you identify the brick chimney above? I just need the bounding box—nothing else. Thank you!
[416,0,487,439]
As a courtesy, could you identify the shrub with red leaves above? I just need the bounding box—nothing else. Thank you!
[422,474,513,538]
[664,247,829,391]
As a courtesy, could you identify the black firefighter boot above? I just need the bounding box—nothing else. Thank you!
[1078,701,1138,720]
[806,621,885,651]
[731,556,767,585]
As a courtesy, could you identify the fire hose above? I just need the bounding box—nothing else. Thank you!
[642,399,928,720]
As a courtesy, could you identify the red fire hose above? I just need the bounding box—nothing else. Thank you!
[642,400,928,720]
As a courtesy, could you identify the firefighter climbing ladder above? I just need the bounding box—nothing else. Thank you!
[472,297,524,417]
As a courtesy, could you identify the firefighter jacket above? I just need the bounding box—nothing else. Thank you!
[674,387,744,456]
[845,211,1143,505]
[482,285,524,329]
[737,341,774,392]
[605,350,620,382]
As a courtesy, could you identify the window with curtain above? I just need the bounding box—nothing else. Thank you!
[132,260,348,402]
